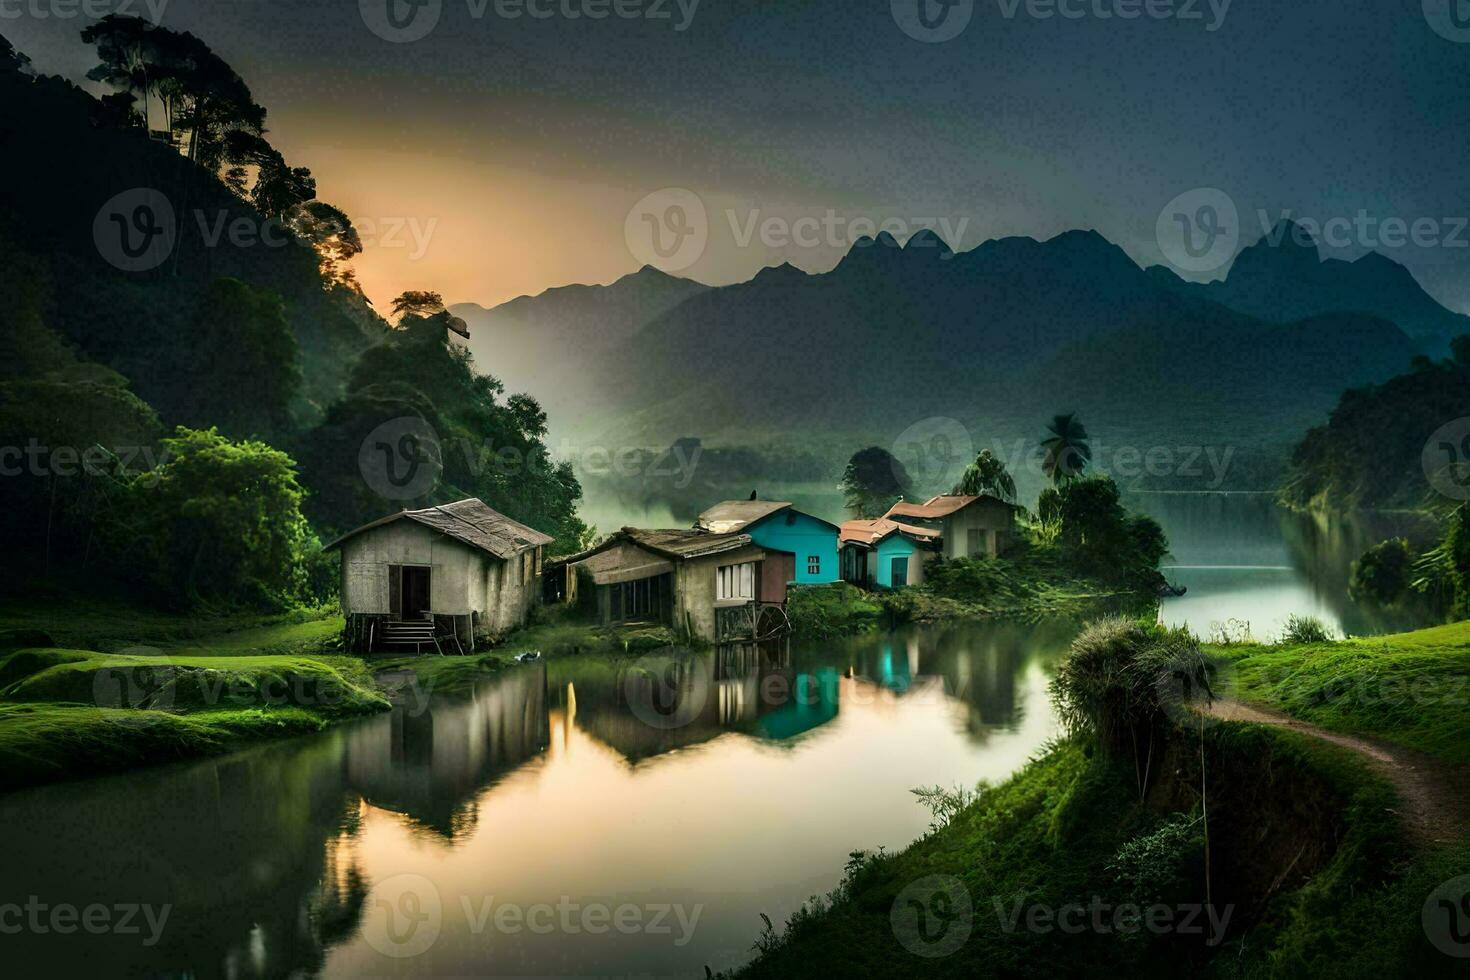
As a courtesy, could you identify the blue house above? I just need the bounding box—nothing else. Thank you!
[838,518,943,589]
[696,500,840,585]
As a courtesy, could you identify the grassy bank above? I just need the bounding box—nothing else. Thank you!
[1209,620,1470,764]
[729,727,1459,977]
[0,646,388,791]
[731,618,1470,976]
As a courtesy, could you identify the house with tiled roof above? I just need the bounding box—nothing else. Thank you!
[695,498,841,585]
[838,518,943,588]
[882,493,1020,559]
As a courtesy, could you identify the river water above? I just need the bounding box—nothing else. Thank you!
[1,494,1442,977]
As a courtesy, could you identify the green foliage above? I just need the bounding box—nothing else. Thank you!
[1349,538,1413,606]
[1282,346,1470,509]
[1210,619,1470,763]
[1279,614,1334,645]
[1049,617,1211,760]
[1041,411,1092,484]
[838,445,911,518]
[300,317,587,549]
[953,449,1016,501]
[116,426,317,608]
[1107,813,1204,908]
[786,584,883,638]
[910,783,980,834]
[1054,476,1168,588]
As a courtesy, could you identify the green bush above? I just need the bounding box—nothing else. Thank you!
[1278,614,1334,645]
[1349,538,1412,605]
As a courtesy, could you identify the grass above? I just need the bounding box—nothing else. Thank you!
[729,726,1457,978]
[0,595,344,657]
[0,598,387,792]
[1209,619,1470,763]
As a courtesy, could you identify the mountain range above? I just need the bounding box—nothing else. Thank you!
[455,221,1444,492]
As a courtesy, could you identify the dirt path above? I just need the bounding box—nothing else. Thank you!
[1207,699,1470,847]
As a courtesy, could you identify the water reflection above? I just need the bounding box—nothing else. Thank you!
[1134,492,1442,638]
[1,618,1072,978]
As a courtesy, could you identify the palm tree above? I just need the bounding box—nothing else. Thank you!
[1041,413,1092,485]
[954,449,1016,501]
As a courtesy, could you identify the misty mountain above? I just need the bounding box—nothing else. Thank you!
[456,225,1432,489]
[1148,220,1470,353]
[453,266,708,424]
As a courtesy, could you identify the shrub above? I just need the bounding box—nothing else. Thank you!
[1349,538,1412,605]
[1051,617,1213,797]
[1279,614,1335,645]
[1108,813,1205,908]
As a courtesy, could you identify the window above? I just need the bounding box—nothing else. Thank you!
[807,555,821,576]
[717,562,755,601]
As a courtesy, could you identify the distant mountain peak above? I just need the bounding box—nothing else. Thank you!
[903,228,953,257]
[751,261,807,283]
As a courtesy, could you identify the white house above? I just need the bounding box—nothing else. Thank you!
[327,498,552,653]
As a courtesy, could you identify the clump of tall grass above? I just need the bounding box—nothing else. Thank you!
[1050,616,1215,799]
[1278,614,1335,645]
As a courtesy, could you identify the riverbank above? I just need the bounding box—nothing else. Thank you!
[726,619,1470,976]
[0,599,682,792]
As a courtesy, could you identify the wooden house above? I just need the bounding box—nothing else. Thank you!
[552,527,792,642]
[883,494,1019,559]
[327,499,552,653]
[695,499,841,585]
[838,518,943,588]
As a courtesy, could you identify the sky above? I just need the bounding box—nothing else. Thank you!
[7,0,1470,313]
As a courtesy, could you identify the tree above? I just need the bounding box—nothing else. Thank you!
[1041,412,1092,484]
[839,446,912,518]
[1055,476,1166,587]
[391,290,447,323]
[116,427,315,607]
[81,15,157,131]
[1,32,32,75]
[954,449,1016,501]
[1452,333,1470,367]
[286,201,363,286]
[177,278,302,438]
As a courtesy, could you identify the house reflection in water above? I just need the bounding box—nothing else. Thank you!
[342,665,551,838]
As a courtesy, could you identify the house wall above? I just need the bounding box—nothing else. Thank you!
[672,544,767,641]
[942,499,1016,559]
[339,521,538,634]
[746,511,839,584]
[874,536,926,588]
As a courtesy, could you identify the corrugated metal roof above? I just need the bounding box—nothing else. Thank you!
[325,498,553,558]
[885,494,1015,521]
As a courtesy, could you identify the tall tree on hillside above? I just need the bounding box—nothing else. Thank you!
[287,201,364,287]
[390,290,447,323]
[1,32,32,75]
[840,446,912,519]
[1041,412,1092,485]
[954,449,1016,501]
[80,15,157,131]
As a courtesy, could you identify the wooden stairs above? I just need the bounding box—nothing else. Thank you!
[381,618,442,654]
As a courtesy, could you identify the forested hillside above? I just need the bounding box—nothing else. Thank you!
[0,25,587,608]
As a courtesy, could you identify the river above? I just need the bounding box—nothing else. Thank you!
[1,494,1443,977]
